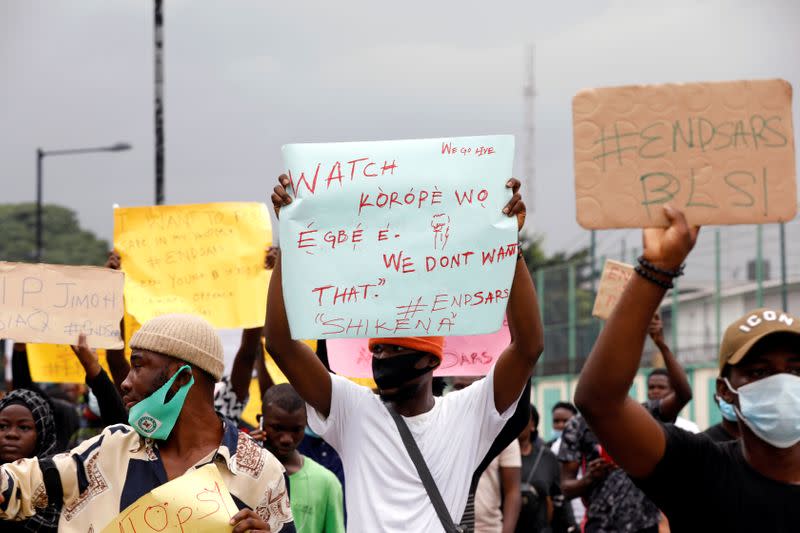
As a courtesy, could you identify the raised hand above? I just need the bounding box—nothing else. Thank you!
[265,246,279,270]
[642,205,699,271]
[70,333,103,379]
[648,313,665,345]
[104,250,121,270]
[503,178,526,231]
[271,174,293,219]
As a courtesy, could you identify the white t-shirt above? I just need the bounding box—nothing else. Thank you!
[474,439,522,533]
[307,365,519,533]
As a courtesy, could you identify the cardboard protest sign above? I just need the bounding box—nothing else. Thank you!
[102,464,237,533]
[573,79,796,228]
[326,321,511,377]
[26,344,111,383]
[280,135,517,339]
[0,262,124,348]
[114,203,271,328]
[592,260,635,320]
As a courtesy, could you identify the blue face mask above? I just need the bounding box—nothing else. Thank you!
[716,396,738,422]
[725,374,800,449]
[551,429,563,441]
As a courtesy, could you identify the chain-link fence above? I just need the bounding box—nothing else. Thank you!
[531,220,800,377]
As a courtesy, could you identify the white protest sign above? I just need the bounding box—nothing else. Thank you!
[280,135,517,339]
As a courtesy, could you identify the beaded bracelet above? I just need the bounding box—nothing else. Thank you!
[635,265,674,290]
[638,256,685,278]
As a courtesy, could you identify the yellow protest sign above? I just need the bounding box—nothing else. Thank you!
[0,262,124,348]
[114,203,271,328]
[102,464,237,533]
[26,344,111,384]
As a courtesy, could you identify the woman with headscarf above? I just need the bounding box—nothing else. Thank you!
[0,388,60,532]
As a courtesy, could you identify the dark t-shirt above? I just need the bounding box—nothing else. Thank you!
[516,438,561,533]
[636,424,800,532]
[702,422,736,443]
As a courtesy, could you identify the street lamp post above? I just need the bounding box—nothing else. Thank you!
[35,142,132,262]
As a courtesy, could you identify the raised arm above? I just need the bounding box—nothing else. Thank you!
[493,179,545,413]
[649,314,692,421]
[265,175,332,416]
[573,205,698,478]
[71,334,127,425]
[103,250,130,390]
[228,327,263,404]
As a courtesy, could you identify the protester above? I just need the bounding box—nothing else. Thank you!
[254,383,345,533]
[548,401,577,448]
[0,389,60,532]
[266,174,544,531]
[574,205,800,532]
[0,315,295,532]
[558,411,661,532]
[702,395,740,443]
[547,402,582,529]
[644,313,694,425]
[10,344,79,453]
[518,404,571,533]
[453,377,521,533]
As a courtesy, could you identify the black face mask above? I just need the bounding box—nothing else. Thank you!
[372,352,432,394]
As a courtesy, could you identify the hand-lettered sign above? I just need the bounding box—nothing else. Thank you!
[114,203,271,329]
[0,262,124,348]
[27,344,111,384]
[573,79,797,228]
[101,464,237,533]
[280,135,517,339]
[592,260,635,320]
[326,323,511,377]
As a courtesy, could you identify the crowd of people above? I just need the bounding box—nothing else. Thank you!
[0,177,797,532]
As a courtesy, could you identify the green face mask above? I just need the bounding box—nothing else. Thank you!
[128,365,194,440]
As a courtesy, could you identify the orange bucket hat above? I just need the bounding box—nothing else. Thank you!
[368,336,445,360]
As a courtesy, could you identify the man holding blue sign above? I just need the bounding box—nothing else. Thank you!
[266,151,544,532]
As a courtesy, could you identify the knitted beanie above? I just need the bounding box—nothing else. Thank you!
[130,314,224,380]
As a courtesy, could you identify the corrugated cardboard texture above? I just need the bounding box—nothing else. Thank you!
[592,259,634,320]
[574,79,796,228]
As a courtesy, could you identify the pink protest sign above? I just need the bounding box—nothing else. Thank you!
[327,322,510,377]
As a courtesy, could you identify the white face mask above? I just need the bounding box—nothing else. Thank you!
[725,374,800,448]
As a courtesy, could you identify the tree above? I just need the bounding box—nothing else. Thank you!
[0,203,109,266]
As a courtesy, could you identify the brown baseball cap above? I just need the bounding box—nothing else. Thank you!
[718,308,800,371]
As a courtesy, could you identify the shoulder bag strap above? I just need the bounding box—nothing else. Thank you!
[524,443,547,485]
[385,403,464,533]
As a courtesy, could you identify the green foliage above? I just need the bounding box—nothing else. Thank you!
[0,203,109,266]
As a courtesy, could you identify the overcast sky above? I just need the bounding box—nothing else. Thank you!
[2,0,799,268]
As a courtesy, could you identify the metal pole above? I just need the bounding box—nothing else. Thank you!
[715,229,722,346]
[568,263,576,374]
[780,222,788,311]
[756,225,764,307]
[154,0,165,205]
[35,149,43,262]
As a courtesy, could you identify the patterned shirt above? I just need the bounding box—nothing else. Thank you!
[557,415,660,533]
[0,420,294,532]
